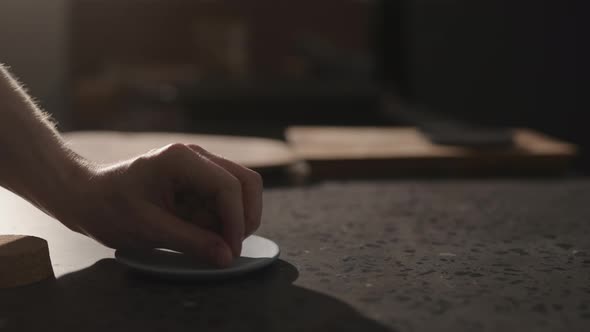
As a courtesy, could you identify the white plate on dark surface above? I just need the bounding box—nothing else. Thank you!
[115,235,280,280]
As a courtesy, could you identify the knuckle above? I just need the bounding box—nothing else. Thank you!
[163,143,190,158]
[129,154,150,169]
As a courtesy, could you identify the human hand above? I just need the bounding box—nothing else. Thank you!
[54,143,263,267]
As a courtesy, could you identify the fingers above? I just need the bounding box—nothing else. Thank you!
[213,179,245,257]
[187,144,263,237]
[174,192,220,232]
[160,143,245,257]
[145,205,234,267]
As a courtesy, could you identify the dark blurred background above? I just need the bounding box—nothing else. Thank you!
[0,0,585,170]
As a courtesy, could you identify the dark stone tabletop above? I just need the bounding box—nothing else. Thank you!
[1,179,589,331]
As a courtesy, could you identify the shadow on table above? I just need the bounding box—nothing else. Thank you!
[0,259,394,332]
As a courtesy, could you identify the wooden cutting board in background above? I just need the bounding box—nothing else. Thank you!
[64,131,299,172]
[286,126,577,177]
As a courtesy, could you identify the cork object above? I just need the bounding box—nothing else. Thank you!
[0,235,54,288]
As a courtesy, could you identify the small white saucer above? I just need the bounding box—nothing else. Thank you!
[115,235,280,280]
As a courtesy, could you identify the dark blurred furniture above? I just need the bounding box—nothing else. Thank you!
[68,0,379,134]
[376,0,585,170]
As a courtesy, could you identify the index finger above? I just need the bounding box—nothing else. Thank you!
[188,145,263,236]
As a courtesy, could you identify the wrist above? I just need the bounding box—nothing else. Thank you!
[38,151,97,223]
[3,145,96,223]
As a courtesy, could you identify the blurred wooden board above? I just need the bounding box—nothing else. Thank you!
[64,131,298,171]
[0,235,54,288]
[286,126,577,177]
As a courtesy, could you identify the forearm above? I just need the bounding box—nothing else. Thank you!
[0,64,88,216]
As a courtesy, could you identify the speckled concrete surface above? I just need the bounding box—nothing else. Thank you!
[1,180,589,331]
[262,180,590,331]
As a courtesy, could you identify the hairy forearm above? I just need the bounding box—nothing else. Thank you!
[0,64,87,216]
